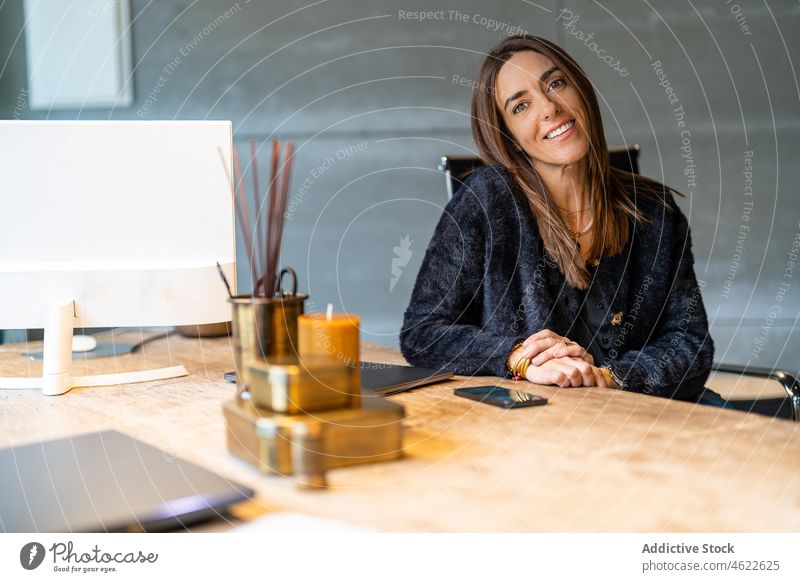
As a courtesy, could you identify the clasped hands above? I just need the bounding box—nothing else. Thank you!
[509,329,616,388]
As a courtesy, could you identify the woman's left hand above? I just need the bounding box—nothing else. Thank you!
[525,357,604,387]
[519,329,594,366]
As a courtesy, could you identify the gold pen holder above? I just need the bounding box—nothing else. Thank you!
[247,355,357,413]
[223,395,404,488]
[229,292,308,395]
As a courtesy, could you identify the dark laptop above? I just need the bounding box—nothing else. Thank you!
[224,362,454,395]
[0,430,253,532]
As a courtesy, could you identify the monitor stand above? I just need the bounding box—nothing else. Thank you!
[0,302,187,395]
[20,329,170,360]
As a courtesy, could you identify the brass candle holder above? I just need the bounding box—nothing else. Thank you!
[246,355,356,413]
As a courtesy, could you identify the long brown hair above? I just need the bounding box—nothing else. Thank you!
[471,35,673,289]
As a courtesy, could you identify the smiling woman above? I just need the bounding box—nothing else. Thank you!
[400,35,725,406]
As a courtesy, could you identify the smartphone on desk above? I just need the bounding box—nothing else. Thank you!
[454,386,548,409]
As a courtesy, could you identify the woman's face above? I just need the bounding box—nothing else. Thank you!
[494,51,590,169]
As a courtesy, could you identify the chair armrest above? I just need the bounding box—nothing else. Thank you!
[712,362,800,421]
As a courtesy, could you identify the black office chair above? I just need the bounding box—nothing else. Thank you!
[437,146,800,422]
[438,144,640,200]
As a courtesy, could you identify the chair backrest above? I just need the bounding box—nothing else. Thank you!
[438,144,640,200]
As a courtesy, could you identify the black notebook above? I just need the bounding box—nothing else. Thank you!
[224,362,454,396]
[359,362,454,395]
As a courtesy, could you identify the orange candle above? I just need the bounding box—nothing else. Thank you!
[297,307,360,398]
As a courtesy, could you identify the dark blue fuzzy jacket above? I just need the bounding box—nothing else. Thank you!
[400,166,714,400]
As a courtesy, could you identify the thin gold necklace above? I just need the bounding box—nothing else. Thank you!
[571,218,594,240]
[557,206,591,220]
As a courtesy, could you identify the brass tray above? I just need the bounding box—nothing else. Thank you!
[223,395,404,488]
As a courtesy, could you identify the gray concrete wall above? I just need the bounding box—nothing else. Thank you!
[1,0,798,373]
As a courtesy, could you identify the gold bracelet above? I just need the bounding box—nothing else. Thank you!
[519,357,531,379]
[513,355,532,381]
[513,356,527,376]
[506,341,525,376]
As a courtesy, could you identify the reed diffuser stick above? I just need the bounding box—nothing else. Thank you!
[249,139,265,277]
[267,141,294,295]
[233,146,257,292]
[264,140,281,295]
[221,148,249,280]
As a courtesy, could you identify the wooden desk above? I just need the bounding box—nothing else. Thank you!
[1,334,799,532]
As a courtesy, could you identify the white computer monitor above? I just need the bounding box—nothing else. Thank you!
[0,120,236,395]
